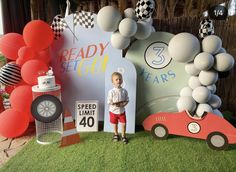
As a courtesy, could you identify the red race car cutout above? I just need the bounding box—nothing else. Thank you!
[143,111,236,150]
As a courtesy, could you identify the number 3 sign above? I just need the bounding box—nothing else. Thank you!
[76,100,98,132]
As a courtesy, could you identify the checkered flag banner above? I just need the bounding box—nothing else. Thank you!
[73,11,94,29]
[51,15,69,40]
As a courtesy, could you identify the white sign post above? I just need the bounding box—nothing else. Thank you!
[76,100,98,132]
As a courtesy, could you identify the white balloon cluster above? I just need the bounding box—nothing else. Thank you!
[97,3,155,50]
[168,33,235,118]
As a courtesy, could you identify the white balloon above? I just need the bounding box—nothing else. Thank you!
[119,18,137,37]
[196,104,213,117]
[185,62,201,76]
[202,35,222,54]
[134,21,152,40]
[212,109,223,118]
[214,53,235,72]
[194,52,214,70]
[110,32,130,49]
[192,86,211,103]
[124,8,137,20]
[168,32,200,63]
[208,94,222,109]
[180,87,193,97]
[97,6,122,32]
[199,70,218,86]
[188,76,201,89]
[207,84,216,94]
[177,96,196,113]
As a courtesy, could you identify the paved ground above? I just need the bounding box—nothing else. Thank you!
[0,123,35,168]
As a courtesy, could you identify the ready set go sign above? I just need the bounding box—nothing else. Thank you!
[75,100,98,132]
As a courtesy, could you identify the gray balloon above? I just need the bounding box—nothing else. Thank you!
[214,53,235,72]
[110,32,130,49]
[134,21,152,40]
[199,70,218,86]
[97,6,122,32]
[196,104,213,117]
[119,18,137,37]
[168,33,200,63]
[177,96,197,113]
[208,94,222,109]
[188,76,201,90]
[192,86,211,103]
[124,8,137,20]
[202,35,222,54]
[185,63,201,76]
[194,52,214,70]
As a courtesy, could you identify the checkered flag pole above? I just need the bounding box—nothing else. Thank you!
[73,11,94,29]
[51,15,69,40]
[51,15,78,41]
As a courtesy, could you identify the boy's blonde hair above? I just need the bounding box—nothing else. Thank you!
[111,72,123,82]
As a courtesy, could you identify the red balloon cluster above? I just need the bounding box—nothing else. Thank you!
[0,20,54,138]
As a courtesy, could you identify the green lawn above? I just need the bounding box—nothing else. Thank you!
[1,131,236,172]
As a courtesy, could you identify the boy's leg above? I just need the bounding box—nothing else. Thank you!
[119,112,128,144]
[114,124,118,136]
[112,124,120,141]
[121,123,126,137]
[121,123,128,144]
[110,112,120,141]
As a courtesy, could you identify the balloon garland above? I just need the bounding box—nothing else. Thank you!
[169,18,235,117]
[97,0,155,50]
[0,20,54,138]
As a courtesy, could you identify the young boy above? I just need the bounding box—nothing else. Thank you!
[107,72,129,144]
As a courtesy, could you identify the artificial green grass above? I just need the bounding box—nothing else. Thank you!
[1,131,236,172]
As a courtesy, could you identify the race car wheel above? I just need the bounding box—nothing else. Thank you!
[151,124,169,140]
[31,94,63,123]
[206,132,229,150]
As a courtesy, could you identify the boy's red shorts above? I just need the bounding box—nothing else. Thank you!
[109,111,126,124]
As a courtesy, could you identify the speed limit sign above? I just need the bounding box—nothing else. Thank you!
[76,100,98,132]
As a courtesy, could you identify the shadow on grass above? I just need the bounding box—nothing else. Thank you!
[227,144,236,151]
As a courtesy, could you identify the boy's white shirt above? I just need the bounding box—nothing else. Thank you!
[107,87,129,114]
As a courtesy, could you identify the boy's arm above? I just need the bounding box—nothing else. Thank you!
[107,90,113,105]
[119,90,129,107]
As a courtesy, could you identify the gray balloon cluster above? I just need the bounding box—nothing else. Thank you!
[97,5,155,50]
[168,33,235,117]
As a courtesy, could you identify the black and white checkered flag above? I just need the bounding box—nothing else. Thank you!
[51,15,69,40]
[73,11,94,29]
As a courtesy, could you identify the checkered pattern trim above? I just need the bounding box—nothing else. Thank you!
[51,15,69,40]
[73,11,94,29]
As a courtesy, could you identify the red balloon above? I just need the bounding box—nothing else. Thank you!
[23,20,54,51]
[21,59,48,85]
[0,33,25,60]
[10,85,32,112]
[9,85,35,123]
[36,48,51,65]
[17,46,36,66]
[5,85,15,94]
[16,57,24,66]
[0,109,29,138]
